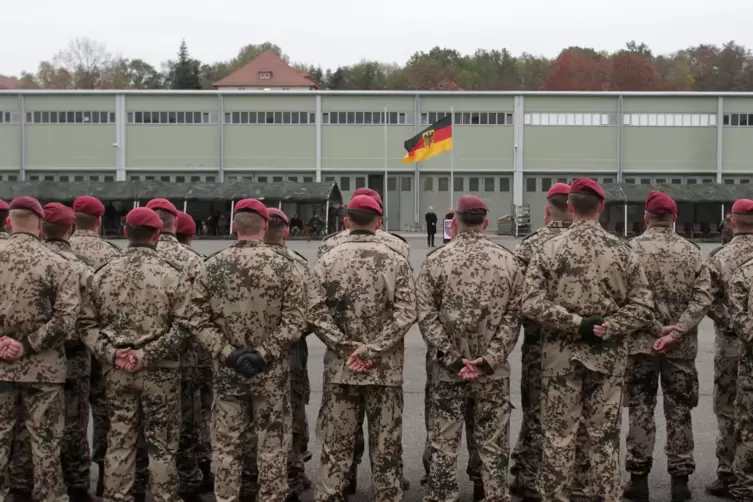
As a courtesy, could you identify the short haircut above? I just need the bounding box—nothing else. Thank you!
[42,222,69,240]
[126,225,157,243]
[264,216,288,242]
[0,210,7,230]
[176,233,191,244]
[347,209,379,226]
[646,211,673,223]
[733,215,753,228]
[9,209,38,228]
[457,212,486,227]
[234,212,265,235]
[547,194,569,213]
[569,193,601,217]
[74,212,98,230]
[155,209,176,230]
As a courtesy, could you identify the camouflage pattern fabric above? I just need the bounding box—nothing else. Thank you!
[416,231,523,501]
[521,220,655,502]
[194,366,213,466]
[317,228,409,261]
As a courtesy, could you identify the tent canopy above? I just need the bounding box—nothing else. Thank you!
[602,182,750,204]
[0,180,342,204]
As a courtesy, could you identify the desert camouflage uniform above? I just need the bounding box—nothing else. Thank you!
[706,233,753,483]
[511,220,594,497]
[0,230,8,241]
[69,230,125,488]
[0,233,80,502]
[624,227,712,479]
[416,231,522,502]
[154,233,205,493]
[79,244,217,502]
[195,240,307,502]
[11,239,95,495]
[521,220,655,502]
[309,230,416,502]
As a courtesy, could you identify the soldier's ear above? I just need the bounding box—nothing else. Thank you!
[483,218,489,230]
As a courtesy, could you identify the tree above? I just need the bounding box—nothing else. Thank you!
[35,61,74,89]
[54,37,116,89]
[545,47,610,91]
[610,51,660,90]
[168,40,201,90]
[229,42,288,72]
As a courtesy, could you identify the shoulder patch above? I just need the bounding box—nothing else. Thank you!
[93,260,113,276]
[290,249,307,262]
[520,228,542,242]
[388,232,407,243]
[104,240,122,251]
[709,244,725,257]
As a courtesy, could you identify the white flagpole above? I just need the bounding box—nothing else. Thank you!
[450,107,455,209]
[383,106,389,228]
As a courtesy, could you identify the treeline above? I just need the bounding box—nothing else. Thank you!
[12,38,753,92]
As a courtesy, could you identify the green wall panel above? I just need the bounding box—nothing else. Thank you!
[224,127,315,170]
[223,95,315,111]
[126,127,218,169]
[126,95,218,112]
[321,95,414,112]
[419,96,514,112]
[623,129,716,173]
[24,95,115,111]
[525,96,617,112]
[26,126,115,168]
[418,128,514,171]
[0,126,20,168]
[524,128,617,172]
[722,128,753,173]
[623,97,717,113]
[321,126,413,171]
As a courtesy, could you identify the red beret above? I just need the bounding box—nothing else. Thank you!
[126,207,163,230]
[547,183,570,199]
[456,195,489,214]
[146,198,178,217]
[176,211,196,237]
[267,208,289,225]
[348,195,383,216]
[352,188,383,208]
[570,177,605,200]
[0,200,8,211]
[234,199,269,220]
[645,191,677,215]
[9,196,44,219]
[43,203,75,226]
[72,196,104,217]
[732,199,753,215]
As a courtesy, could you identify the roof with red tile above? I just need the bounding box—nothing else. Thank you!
[0,75,21,89]
[213,51,319,89]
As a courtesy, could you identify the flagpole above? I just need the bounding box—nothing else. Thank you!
[450,106,455,210]
[383,106,389,229]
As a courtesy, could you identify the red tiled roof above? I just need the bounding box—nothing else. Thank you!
[213,51,318,89]
[0,75,21,89]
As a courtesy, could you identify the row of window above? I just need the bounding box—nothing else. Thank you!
[723,114,753,127]
[225,111,316,125]
[420,112,515,126]
[526,176,616,193]
[0,112,20,124]
[525,113,618,127]
[623,113,717,127]
[25,174,116,182]
[127,111,218,125]
[322,111,410,125]
[25,111,116,125]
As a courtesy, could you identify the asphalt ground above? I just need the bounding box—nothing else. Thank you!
[94,236,726,502]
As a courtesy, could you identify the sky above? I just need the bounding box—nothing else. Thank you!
[2,0,752,77]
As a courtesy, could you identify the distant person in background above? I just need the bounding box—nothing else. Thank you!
[290,214,303,236]
[443,208,454,244]
[425,207,437,247]
[720,212,733,243]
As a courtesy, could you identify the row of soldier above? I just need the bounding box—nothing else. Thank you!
[1,179,753,502]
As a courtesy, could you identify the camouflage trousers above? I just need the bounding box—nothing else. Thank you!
[0,382,67,502]
[540,363,623,502]
[104,367,181,502]
[714,352,739,480]
[11,376,92,491]
[424,380,511,502]
[213,385,291,502]
[315,383,403,502]
[177,368,203,492]
[511,342,591,496]
[194,366,213,465]
[91,356,109,465]
[730,369,753,499]
[625,354,698,477]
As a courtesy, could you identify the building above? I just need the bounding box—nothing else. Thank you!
[213,51,319,90]
[0,89,751,232]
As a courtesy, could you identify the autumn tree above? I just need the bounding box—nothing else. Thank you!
[610,50,660,90]
[545,47,610,91]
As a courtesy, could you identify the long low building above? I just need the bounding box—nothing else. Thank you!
[0,89,751,232]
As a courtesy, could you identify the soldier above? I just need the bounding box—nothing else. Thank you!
[521,178,655,502]
[315,187,411,495]
[79,207,219,502]
[145,199,205,501]
[622,191,712,502]
[69,195,124,497]
[176,211,198,246]
[0,196,80,502]
[309,194,416,502]
[193,198,307,502]
[0,200,9,241]
[416,194,523,502]
[10,203,96,502]
[705,198,753,497]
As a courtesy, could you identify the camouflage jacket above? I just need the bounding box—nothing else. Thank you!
[0,230,9,241]
[45,239,94,378]
[706,234,753,357]
[515,220,572,345]
[155,233,204,367]
[521,220,655,377]
[0,233,80,383]
[317,228,409,261]
[70,229,122,270]
[80,245,216,370]
[195,239,307,397]
[417,231,523,382]
[727,259,753,376]
[309,230,417,386]
[627,227,712,359]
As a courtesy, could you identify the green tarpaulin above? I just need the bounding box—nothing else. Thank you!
[602,183,749,204]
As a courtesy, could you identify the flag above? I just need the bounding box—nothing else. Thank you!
[402,115,453,164]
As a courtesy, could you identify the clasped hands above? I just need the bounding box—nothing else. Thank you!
[0,336,24,361]
[226,348,265,378]
[347,346,373,373]
[653,325,684,354]
[114,349,142,372]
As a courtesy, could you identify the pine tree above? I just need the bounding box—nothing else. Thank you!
[170,40,201,90]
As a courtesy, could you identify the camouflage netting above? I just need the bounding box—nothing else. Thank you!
[602,183,752,204]
[0,180,342,204]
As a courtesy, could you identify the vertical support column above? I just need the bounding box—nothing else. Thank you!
[229,200,235,230]
[315,95,322,182]
[218,94,225,183]
[623,204,628,237]
[512,95,524,208]
[717,96,724,184]
[414,94,421,224]
[19,93,26,181]
[117,94,128,181]
[617,95,624,183]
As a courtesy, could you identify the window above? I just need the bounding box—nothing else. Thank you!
[671,178,682,184]
[324,176,334,183]
[303,176,313,183]
[454,177,464,191]
[603,178,614,184]
[526,178,537,192]
[656,178,666,184]
[26,110,114,124]
[104,175,114,182]
[484,177,495,192]
[541,178,552,192]
[725,178,736,185]
[176,176,185,183]
[687,178,697,184]
[702,178,714,184]
[289,176,298,182]
[259,71,272,80]
[273,176,283,182]
[190,176,201,182]
[160,176,170,182]
[59,176,69,182]
[469,177,480,192]
[524,112,617,127]
[622,113,717,127]
[446,111,512,126]
[423,177,433,191]
[438,177,449,192]
[44,175,54,181]
[355,177,366,189]
[640,178,651,185]
[128,111,217,125]
[90,176,99,181]
[205,176,215,182]
[401,177,412,191]
[387,177,397,191]
[243,176,253,181]
[258,176,268,183]
[340,177,351,191]
[145,176,155,181]
[74,175,84,182]
[742,179,751,185]
[7,175,16,181]
[625,178,635,184]
[500,177,510,192]
[28,175,39,181]
[556,177,567,183]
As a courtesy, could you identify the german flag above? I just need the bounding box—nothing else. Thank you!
[402,115,453,164]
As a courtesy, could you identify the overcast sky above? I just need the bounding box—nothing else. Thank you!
[2,0,751,76]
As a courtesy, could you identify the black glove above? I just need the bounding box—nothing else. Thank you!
[237,350,266,374]
[579,316,606,345]
[226,348,252,371]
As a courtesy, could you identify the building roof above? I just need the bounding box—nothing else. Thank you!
[602,182,751,204]
[0,75,20,89]
[213,51,319,89]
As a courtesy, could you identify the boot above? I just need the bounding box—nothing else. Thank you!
[344,474,357,496]
[623,474,650,502]
[133,493,146,502]
[96,462,105,497]
[67,487,92,502]
[671,475,692,501]
[9,489,33,502]
[179,491,201,502]
[706,476,732,497]
[402,477,410,491]
[473,482,485,502]
[520,486,541,502]
[198,461,214,493]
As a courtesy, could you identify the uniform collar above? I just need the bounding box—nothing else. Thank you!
[644,226,674,235]
[350,229,376,236]
[547,220,572,229]
[128,243,157,252]
[45,238,72,249]
[159,233,178,243]
[72,229,100,238]
[11,232,40,241]
[571,220,602,229]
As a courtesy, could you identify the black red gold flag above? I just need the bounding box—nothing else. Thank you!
[402,115,453,164]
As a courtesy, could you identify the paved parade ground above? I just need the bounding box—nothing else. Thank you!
[104,236,727,502]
